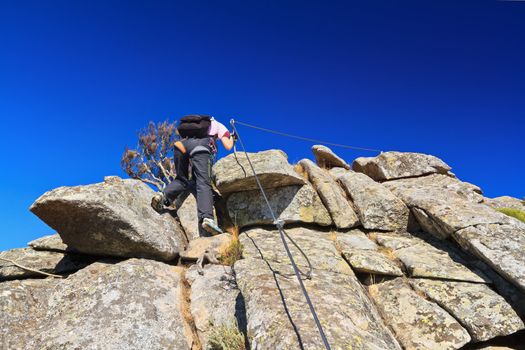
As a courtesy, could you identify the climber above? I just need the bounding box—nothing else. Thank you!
[151,115,235,236]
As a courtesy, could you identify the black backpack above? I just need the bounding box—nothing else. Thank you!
[177,114,212,138]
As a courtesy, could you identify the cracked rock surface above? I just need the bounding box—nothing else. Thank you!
[369,277,471,349]
[30,176,185,261]
[3,149,525,350]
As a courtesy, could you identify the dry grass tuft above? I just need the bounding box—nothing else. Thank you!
[329,231,343,254]
[377,246,398,262]
[368,284,379,298]
[207,321,246,350]
[226,225,240,239]
[367,232,378,242]
[411,285,430,300]
[219,226,243,266]
[414,288,429,300]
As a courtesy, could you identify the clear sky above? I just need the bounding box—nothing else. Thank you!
[1,0,524,251]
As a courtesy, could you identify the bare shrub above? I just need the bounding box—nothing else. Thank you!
[121,120,178,191]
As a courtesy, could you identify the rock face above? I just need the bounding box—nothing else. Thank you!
[454,223,525,293]
[180,233,233,261]
[385,174,525,292]
[384,174,508,238]
[28,233,68,252]
[353,151,452,181]
[5,147,525,350]
[30,176,185,261]
[484,196,525,211]
[336,231,403,276]
[344,250,404,277]
[235,257,402,350]
[0,278,58,349]
[0,248,89,280]
[298,159,359,229]
[337,229,378,250]
[395,243,487,282]
[311,144,350,169]
[241,227,353,275]
[186,265,246,349]
[410,279,524,342]
[227,184,332,228]
[175,192,201,241]
[26,259,190,350]
[468,256,525,321]
[213,149,305,194]
[237,226,402,349]
[375,233,488,283]
[369,278,471,349]
[390,173,484,204]
[332,169,409,231]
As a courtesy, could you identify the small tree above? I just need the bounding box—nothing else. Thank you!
[121,120,178,191]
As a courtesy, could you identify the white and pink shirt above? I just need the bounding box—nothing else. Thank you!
[207,118,231,154]
[208,119,230,139]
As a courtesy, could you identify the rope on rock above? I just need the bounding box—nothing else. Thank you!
[233,119,383,153]
[232,146,313,279]
[230,119,332,350]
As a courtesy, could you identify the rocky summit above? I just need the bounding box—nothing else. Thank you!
[2,145,525,349]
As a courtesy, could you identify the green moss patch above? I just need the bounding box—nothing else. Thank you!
[497,207,525,223]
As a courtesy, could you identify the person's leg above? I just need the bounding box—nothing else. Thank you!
[163,179,187,204]
[173,141,190,181]
[165,143,191,202]
[190,147,214,220]
[189,139,222,235]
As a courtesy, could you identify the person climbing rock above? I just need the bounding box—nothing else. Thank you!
[151,115,235,236]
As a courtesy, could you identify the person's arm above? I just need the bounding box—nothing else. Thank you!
[221,135,234,150]
[214,120,235,151]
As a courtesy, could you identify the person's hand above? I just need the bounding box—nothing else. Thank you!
[231,132,238,142]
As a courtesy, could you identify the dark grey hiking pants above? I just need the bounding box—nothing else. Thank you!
[163,137,214,220]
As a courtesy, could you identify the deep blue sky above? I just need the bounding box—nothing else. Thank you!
[1,0,524,250]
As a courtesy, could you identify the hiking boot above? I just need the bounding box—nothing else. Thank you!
[201,218,223,236]
[151,192,168,212]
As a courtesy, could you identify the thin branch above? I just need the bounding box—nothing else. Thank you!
[156,146,171,180]
[167,169,176,181]
[156,122,177,182]
[139,154,165,186]
[127,143,165,190]
[0,257,64,279]
[155,160,171,181]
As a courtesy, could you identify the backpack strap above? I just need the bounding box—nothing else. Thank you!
[189,145,211,157]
